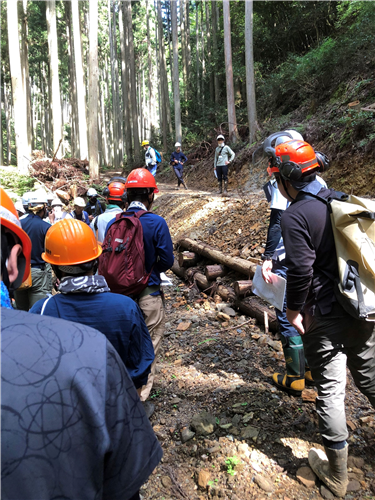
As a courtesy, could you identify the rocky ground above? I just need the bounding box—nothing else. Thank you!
[138,184,375,500]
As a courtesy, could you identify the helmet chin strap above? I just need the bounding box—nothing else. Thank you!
[280,176,295,202]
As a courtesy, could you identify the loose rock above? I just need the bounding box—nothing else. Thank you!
[346,479,361,492]
[296,466,317,488]
[197,470,211,489]
[254,474,274,492]
[191,411,217,435]
[241,426,259,440]
[181,428,195,443]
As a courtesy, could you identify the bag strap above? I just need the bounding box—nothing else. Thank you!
[41,294,54,316]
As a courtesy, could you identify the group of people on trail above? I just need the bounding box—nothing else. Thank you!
[2,129,374,500]
[1,168,173,499]
[260,130,375,498]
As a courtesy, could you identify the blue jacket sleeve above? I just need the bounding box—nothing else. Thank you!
[182,153,188,163]
[125,303,155,388]
[154,218,174,273]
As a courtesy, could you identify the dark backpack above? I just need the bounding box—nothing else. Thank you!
[98,210,152,296]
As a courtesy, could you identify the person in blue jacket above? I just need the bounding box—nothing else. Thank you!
[30,218,154,392]
[66,197,90,225]
[170,142,188,190]
[106,169,174,416]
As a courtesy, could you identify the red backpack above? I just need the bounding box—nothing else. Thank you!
[98,210,152,296]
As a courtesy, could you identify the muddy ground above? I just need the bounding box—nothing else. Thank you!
[139,184,375,500]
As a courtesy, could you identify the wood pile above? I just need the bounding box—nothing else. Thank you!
[171,242,278,333]
[29,156,90,200]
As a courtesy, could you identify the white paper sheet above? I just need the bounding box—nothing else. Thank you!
[160,272,173,286]
[252,265,286,311]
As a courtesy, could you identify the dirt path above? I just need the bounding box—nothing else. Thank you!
[140,272,375,500]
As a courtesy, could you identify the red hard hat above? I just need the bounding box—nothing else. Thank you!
[125,168,159,193]
[107,181,126,201]
[269,140,319,179]
[0,188,32,286]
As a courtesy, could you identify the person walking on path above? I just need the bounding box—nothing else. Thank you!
[13,189,53,311]
[214,134,235,194]
[266,133,375,498]
[1,190,162,500]
[170,142,188,189]
[85,187,106,221]
[66,197,90,225]
[30,218,154,392]
[91,181,127,244]
[106,169,174,416]
[142,140,158,176]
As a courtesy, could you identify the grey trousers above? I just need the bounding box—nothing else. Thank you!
[303,303,375,443]
[14,265,53,311]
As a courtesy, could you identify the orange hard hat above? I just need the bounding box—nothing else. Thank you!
[0,187,32,286]
[125,168,159,193]
[42,218,102,266]
[271,140,319,181]
[107,181,126,201]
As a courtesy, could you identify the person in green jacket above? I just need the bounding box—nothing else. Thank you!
[214,134,235,194]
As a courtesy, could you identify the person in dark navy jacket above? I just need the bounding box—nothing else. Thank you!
[107,169,174,416]
[170,142,188,190]
[30,218,154,392]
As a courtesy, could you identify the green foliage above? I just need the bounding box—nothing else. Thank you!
[0,169,35,198]
[225,456,241,476]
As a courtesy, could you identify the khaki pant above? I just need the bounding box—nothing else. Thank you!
[138,294,165,401]
[14,265,53,311]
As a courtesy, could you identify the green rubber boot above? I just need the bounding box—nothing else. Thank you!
[272,336,305,397]
[218,181,223,194]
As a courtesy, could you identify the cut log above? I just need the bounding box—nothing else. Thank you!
[178,238,258,277]
[178,251,198,268]
[205,264,227,280]
[171,258,186,279]
[194,272,211,291]
[234,280,253,297]
[217,284,236,303]
[184,266,202,281]
[236,296,278,332]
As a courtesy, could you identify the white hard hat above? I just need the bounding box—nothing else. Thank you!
[28,189,48,205]
[22,191,32,205]
[73,197,86,208]
[175,142,181,148]
[275,130,303,147]
[51,198,63,207]
[217,134,225,141]
[87,188,98,197]
[15,200,26,214]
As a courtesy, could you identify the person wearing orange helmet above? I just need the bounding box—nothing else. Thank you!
[1,194,162,500]
[91,180,128,244]
[264,132,375,498]
[30,217,154,391]
[106,168,173,416]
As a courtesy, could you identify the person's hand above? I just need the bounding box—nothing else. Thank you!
[89,215,94,222]
[225,160,229,165]
[261,259,273,283]
[48,212,55,224]
[286,309,305,335]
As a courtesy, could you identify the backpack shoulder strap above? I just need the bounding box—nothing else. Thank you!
[41,294,54,316]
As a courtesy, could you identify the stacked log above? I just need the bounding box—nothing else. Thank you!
[171,244,277,332]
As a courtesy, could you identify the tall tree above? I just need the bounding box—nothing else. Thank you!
[7,0,28,173]
[46,0,63,159]
[146,0,154,135]
[71,0,88,160]
[157,0,172,144]
[65,2,78,157]
[211,0,220,104]
[180,0,188,101]
[205,1,214,103]
[195,2,200,102]
[119,0,132,163]
[124,0,140,161]
[185,0,191,80]
[88,0,99,178]
[171,0,182,143]
[19,1,32,155]
[222,0,238,144]
[245,0,258,144]
[3,82,11,165]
